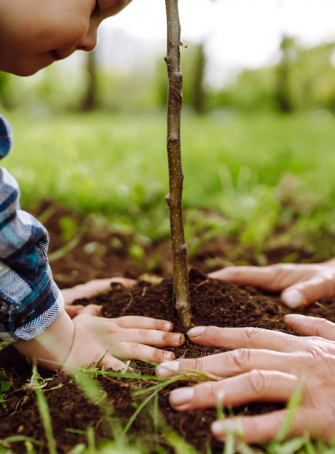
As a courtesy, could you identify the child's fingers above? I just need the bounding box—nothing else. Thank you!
[99,355,126,372]
[79,304,102,316]
[110,277,136,288]
[64,304,84,318]
[117,342,175,363]
[285,314,335,341]
[116,316,173,332]
[116,329,184,347]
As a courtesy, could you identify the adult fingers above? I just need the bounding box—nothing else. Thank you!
[187,325,300,352]
[209,265,303,291]
[156,349,296,378]
[78,304,102,316]
[282,275,335,309]
[117,342,175,363]
[116,328,184,348]
[211,408,325,444]
[115,316,174,332]
[285,314,335,341]
[169,370,298,411]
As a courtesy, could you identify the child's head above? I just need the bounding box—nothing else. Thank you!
[0,0,132,77]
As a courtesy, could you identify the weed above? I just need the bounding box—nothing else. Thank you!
[0,372,12,404]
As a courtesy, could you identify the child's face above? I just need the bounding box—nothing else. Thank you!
[0,0,132,76]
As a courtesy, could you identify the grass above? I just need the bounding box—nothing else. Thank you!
[3,109,335,258]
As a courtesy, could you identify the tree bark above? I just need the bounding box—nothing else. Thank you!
[165,0,192,328]
[81,50,98,112]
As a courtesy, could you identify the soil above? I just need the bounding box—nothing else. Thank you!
[0,203,334,453]
[37,201,316,289]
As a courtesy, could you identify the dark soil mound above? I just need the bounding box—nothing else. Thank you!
[1,269,334,453]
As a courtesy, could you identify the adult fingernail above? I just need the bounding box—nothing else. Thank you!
[170,387,194,406]
[164,322,173,331]
[284,314,305,322]
[211,420,237,437]
[282,289,305,308]
[187,326,206,338]
[156,360,179,377]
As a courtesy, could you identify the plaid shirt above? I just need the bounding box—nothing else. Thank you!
[0,115,63,342]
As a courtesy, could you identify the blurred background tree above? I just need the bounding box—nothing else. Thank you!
[2,37,335,116]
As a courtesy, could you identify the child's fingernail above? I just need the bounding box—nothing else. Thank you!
[172,334,184,344]
[282,289,305,308]
[164,322,173,331]
[211,420,237,437]
[170,387,194,406]
[156,360,179,376]
[187,326,206,338]
[163,351,174,360]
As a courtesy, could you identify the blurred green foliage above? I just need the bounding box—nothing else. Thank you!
[210,39,335,113]
[2,39,335,114]
[3,109,335,260]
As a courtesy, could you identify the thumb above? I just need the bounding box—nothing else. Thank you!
[281,275,335,309]
[79,304,102,316]
[284,314,335,341]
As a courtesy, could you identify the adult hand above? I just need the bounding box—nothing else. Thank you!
[209,259,335,309]
[61,305,185,374]
[61,277,135,318]
[156,316,335,444]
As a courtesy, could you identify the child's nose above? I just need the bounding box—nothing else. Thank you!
[76,24,99,52]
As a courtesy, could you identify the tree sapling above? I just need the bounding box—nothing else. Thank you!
[165,0,192,328]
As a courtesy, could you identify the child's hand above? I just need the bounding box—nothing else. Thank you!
[209,259,335,309]
[61,305,184,374]
[62,277,135,318]
[14,307,185,374]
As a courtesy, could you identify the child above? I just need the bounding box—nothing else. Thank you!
[0,0,185,374]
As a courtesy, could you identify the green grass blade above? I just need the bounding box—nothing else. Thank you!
[122,392,155,436]
[153,391,159,434]
[35,387,57,454]
[274,380,304,443]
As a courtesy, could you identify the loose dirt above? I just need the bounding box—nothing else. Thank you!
[0,204,334,453]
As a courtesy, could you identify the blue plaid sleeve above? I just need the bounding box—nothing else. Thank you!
[0,115,64,342]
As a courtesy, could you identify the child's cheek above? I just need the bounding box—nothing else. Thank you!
[53,20,90,50]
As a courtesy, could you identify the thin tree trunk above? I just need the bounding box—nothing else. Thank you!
[193,43,206,114]
[165,0,192,328]
[81,50,98,112]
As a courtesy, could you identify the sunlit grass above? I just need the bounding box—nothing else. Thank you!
[3,109,335,255]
